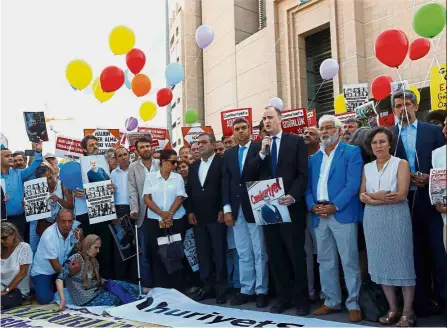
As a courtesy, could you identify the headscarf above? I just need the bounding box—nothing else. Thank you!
[78,234,102,288]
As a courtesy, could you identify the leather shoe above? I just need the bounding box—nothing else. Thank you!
[313,304,341,316]
[256,294,268,308]
[231,293,255,306]
[270,301,292,314]
[216,293,226,304]
[296,304,310,316]
[192,288,214,302]
[348,309,362,322]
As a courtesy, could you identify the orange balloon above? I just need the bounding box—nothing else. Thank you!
[131,74,151,97]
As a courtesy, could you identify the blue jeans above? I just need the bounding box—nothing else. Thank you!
[137,219,153,287]
[31,274,56,304]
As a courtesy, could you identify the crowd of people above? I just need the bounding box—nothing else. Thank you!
[1,89,446,327]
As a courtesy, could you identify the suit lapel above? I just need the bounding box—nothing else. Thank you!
[276,133,287,169]
[328,142,345,179]
[394,125,408,161]
[241,143,256,179]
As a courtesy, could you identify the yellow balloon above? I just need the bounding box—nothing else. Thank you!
[92,78,114,103]
[139,101,157,121]
[334,94,347,114]
[66,59,93,90]
[109,25,135,55]
[408,85,421,104]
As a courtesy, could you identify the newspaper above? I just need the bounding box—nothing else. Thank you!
[429,168,446,205]
[24,178,51,222]
[84,180,116,224]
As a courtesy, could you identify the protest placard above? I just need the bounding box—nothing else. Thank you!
[80,155,110,184]
[343,84,369,112]
[378,113,395,128]
[181,126,214,147]
[246,178,291,225]
[137,127,172,151]
[335,112,357,122]
[281,108,307,135]
[55,135,84,160]
[307,109,317,127]
[83,129,120,154]
[251,126,261,142]
[183,228,199,272]
[108,215,139,261]
[390,80,409,106]
[24,178,51,222]
[429,168,446,205]
[430,64,446,111]
[84,180,116,224]
[355,101,376,118]
[126,132,152,152]
[220,108,252,137]
[23,112,49,142]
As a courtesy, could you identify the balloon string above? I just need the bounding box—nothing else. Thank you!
[430,38,442,69]
[307,80,326,110]
[416,31,445,93]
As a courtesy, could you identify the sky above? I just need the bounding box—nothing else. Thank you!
[1,0,169,153]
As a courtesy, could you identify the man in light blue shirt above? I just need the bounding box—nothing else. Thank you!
[1,142,43,241]
[31,209,82,304]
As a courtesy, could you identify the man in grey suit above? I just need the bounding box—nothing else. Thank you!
[128,136,160,287]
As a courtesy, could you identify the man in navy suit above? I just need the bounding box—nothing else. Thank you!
[222,117,269,308]
[260,195,283,224]
[305,114,363,323]
[392,90,446,316]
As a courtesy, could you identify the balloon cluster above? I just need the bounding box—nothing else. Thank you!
[371,3,446,101]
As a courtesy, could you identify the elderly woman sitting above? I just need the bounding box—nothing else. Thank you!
[56,234,149,311]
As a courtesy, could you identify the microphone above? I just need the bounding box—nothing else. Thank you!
[265,133,270,156]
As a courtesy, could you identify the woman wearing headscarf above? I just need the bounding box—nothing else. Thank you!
[55,234,149,311]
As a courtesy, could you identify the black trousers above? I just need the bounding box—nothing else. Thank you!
[7,213,29,243]
[145,218,187,290]
[263,211,309,306]
[1,289,24,310]
[194,221,227,295]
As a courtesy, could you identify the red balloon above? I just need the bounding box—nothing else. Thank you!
[100,66,124,92]
[409,38,430,60]
[126,48,146,74]
[157,88,173,107]
[375,29,409,68]
[371,75,393,101]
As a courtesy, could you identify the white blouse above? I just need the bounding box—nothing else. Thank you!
[1,242,33,296]
[365,156,401,193]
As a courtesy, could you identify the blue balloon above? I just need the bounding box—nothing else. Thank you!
[165,63,184,86]
[60,161,83,191]
[124,69,131,89]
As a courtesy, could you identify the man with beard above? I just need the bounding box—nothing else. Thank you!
[303,127,320,157]
[190,142,201,162]
[12,151,27,169]
[128,136,160,287]
[306,115,363,322]
[392,90,446,316]
[341,118,361,143]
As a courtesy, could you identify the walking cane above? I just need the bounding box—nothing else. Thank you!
[135,224,143,298]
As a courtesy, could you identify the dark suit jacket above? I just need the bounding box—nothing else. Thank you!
[186,155,224,224]
[222,142,261,223]
[261,204,283,224]
[250,132,308,222]
[393,121,444,208]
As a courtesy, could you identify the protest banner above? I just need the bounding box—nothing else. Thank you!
[246,178,291,225]
[307,109,317,127]
[183,228,199,272]
[429,168,446,205]
[126,132,152,152]
[80,155,110,184]
[109,215,139,261]
[181,126,214,146]
[23,112,49,142]
[24,178,51,222]
[55,135,84,160]
[355,101,376,118]
[335,112,357,122]
[251,126,261,142]
[390,80,409,106]
[343,83,369,112]
[281,108,307,135]
[83,128,120,154]
[137,126,172,151]
[378,112,395,128]
[430,64,446,110]
[220,108,252,137]
[106,288,360,327]
[84,180,116,224]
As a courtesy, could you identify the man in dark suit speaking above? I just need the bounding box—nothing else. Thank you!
[260,195,283,224]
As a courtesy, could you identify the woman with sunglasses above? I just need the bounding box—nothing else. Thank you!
[1,222,33,309]
[29,165,74,253]
[142,149,187,289]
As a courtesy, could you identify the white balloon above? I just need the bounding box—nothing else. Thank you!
[195,25,215,49]
[267,97,284,111]
[319,58,339,80]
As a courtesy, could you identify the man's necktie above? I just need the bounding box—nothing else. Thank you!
[238,146,246,175]
[271,136,277,177]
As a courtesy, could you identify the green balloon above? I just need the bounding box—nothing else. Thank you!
[413,3,446,38]
[184,109,198,124]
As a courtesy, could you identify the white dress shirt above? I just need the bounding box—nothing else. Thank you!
[143,171,187,220]
[259,131,282,160]
[111,166,130,205]
[139,159,159,174]
[224,141,252,214]
[317,142,340,202]
[198,153,216,187]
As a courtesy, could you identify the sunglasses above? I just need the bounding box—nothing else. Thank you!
[164,160,178,165]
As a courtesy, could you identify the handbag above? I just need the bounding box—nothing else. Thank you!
[157,228,184,275]
[103,280,134,304]
[359,275,389,322]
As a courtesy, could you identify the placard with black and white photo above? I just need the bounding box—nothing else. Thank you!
[84,180,116,224]
[183,228,199,272]
[80,155,110,184]
[108,215,139,261]
[23,112,49,142]
[24,178,51,222]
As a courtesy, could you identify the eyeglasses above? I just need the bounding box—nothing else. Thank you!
[1,235,10,241]
[318,126,336,131]
[165,160,178,165]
